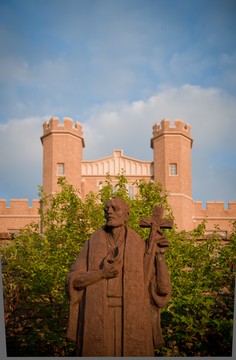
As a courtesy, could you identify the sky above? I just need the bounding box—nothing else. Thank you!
[0,0,236,206]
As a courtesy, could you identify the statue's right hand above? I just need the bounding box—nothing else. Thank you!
[101,256,122,279]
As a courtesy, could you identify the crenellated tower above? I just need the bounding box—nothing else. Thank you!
[41,117,85,195]
[151,119,194,230]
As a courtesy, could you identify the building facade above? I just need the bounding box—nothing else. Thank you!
[0,116,235,236]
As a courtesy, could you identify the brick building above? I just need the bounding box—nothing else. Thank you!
[1,116,236,235]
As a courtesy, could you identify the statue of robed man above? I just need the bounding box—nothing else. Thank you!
[66,197,172,356]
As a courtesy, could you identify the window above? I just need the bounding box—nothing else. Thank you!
[169,163,177,176]
[9,229,20,237]
[128,185,134,200]
[57,163,65,176]
[205,231,227,237]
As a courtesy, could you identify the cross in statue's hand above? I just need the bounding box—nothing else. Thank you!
[140,206,174,254]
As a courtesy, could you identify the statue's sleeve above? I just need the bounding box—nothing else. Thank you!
[66,240,89,299]
[66,240,89,342]
[150,252,171,308]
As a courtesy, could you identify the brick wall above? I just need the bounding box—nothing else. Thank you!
[0,199,40,233]
[193,201,236,235]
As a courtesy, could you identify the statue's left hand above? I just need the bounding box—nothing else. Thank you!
[150,223,169,249]
[156,236,169,248]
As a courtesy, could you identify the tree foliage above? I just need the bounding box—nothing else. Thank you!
[157,227,235,356]
[0,175,235,356]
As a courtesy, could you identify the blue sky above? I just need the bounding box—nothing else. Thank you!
[0,0,236,205]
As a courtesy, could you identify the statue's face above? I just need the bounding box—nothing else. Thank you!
[104,198,127,228]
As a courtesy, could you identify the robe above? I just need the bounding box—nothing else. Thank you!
[66,225,171,356]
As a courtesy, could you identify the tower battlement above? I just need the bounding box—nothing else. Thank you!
[0,199,40,214]
[152,118,191,139]
[0,199,40,233]
[193,201,236,233]
[194,201,236,214]
[42,117,84,146]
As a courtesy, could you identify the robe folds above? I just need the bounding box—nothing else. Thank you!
[66,225,167,357]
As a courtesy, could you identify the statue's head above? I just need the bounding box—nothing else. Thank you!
[104,197,130,228]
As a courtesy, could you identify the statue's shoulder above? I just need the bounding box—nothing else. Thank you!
[126,225,143,241]
[89,226,107,241]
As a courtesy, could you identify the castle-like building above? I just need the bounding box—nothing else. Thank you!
[1,117,236,236]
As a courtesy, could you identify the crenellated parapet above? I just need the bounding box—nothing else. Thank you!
[194,201,236,216]
[41,117,85,147]
[0,199,40,215]
[193,201,236,234]
[0,199,40,233]
[151,118,192,148]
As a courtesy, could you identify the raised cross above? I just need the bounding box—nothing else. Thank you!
[140,206,173,229]
[140,206,174,254]
[140,206,174,287]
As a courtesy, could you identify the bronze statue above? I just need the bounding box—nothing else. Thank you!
[66,197,172,356]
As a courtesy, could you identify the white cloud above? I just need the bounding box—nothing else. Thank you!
[83,84,236,156]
